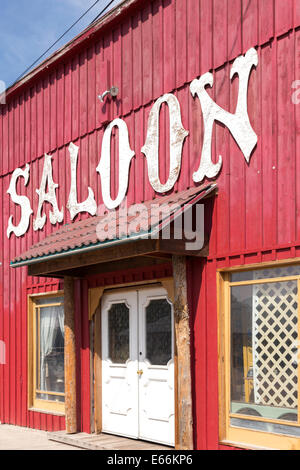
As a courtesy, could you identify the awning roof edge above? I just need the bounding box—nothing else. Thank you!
[11,183,217,270]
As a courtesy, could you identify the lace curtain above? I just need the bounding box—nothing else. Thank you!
[40,305,64,392]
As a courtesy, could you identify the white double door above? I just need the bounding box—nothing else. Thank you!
[101,286,175,446]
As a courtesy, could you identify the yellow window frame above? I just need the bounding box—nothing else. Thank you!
[28,291,65,415]
[218,260,300,450]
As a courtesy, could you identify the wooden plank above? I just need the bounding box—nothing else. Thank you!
[245,47,262,250]
[25,234,208,278]
[295,0,300,28]
[190,257,207,449]
[113,26,122,118]
[122,17,133,116]
[158,238,208,256]
[172,255,193,450]
[296,30,300,242]
[217,272,230,444]
[64,276,77,433]
[261,43,275,248]
[24,90,31,165]
[213,0,227,68]
[74,280,82,432]
[277,34,295,245]
[205,259,219,449]
[275,0,293,36]
[242,0,258,52]
[141,3,153,103]
[94,306,102,433]
[57,64,65,149]
[48,431,173,450]
[200,0,213,73]
[229,57,245,253]
[43,76,50,155]
[87,45,96,134]
[8,102,15,174]
[97,57,111,127]
[27,239,160,276]
[71,55,79,142]
[175,0,187,88]
[132,11,142,108]
[81,280,90,433]
[187,0,200,83]
[215,65,230,256]
[228,0,242,61]
[152,0,163,98]
[163,0,176,93]
[13,98,20,169]
[64,61,72,144]
[258,0,274,44]
[49,71,56,152]
[2,105,8,175]
[79,50,88,137]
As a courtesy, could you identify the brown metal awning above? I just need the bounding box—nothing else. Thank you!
[11,184,217,277]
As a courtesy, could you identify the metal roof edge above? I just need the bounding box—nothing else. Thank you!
[10,229,152,268]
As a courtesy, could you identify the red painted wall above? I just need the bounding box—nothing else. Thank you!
[0,0,299,447]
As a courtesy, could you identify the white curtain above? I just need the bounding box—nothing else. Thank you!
[40,305,64,393]
[57,305,65,339]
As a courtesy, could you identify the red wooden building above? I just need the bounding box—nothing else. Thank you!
[1,0,300,450]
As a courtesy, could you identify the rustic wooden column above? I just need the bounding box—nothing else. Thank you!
[64,276,77,434]
[172,255,194,450]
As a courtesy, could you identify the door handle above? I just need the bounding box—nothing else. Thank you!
[137,369,143,376]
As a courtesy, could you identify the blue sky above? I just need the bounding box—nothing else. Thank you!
[0,0,122,89]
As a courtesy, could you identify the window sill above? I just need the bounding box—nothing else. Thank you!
[219,439,278,451]
[29,407,65,417]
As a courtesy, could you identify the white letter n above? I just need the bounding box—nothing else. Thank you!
[190,47,258,183]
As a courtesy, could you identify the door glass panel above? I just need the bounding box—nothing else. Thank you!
[146,298,172,365]
[108,303,130,364]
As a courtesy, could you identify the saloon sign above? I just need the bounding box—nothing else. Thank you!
[7,48,258,239]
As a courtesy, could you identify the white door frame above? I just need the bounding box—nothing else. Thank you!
[99,284,175,446]
[91,275,194,449]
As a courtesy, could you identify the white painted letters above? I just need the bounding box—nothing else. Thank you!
[142,93,189,193]
[96,118,135,210]
[67,142,97,220]
[190,47,258,183]
[7,164,33,238]
[33,154,64,231]
[7,48,259,238]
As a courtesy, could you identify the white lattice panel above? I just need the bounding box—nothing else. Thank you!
[253,278,298,409]
[254,265,300,280]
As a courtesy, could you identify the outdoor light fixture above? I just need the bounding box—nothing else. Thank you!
[98,86,119,102]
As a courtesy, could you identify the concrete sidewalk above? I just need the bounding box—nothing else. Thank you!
[0,424,81,450]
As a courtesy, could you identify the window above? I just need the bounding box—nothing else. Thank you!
[28,293,65,414]
[219,264,300,450]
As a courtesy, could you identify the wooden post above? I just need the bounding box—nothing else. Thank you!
[64,276,77,434]
[172,255,194,450]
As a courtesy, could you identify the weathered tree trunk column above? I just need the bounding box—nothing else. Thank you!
[172,255,194,450]
[64,276,77,434]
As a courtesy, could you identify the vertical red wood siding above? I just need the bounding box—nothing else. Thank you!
[0,0,299,447]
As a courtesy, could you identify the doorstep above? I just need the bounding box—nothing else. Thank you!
[47,431,174,451]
